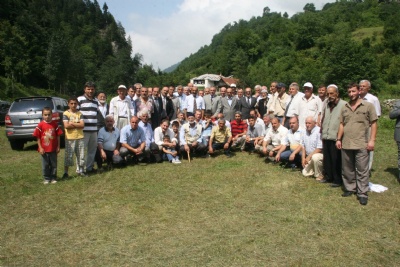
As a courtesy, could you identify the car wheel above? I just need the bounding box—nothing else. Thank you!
[9,140,24,150]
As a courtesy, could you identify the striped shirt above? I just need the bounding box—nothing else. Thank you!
[230,119,248,138]
[77,95,98,132]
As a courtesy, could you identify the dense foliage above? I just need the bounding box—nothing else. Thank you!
[165,0,400,95]
[0,0,142,98]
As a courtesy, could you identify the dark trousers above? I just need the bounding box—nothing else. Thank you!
[180,143,207,156]
[323,139,342,184]
[41,152,57,180]
[397,141,400,170]
[97,149,114,169]
[211,142,231,155]
[244,140,255,152]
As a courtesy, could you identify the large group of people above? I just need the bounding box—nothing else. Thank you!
[34,79,395,206]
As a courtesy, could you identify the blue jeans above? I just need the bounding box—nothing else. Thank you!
[280,149,302,167]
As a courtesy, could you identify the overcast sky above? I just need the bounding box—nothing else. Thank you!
[99,0,335,70]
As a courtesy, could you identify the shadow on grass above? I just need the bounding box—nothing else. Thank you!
[384,167,399,179]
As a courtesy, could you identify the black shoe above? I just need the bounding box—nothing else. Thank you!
[330,183,342,188]
[320,179,329,183]
[397,172,400,184]
[359,197,368,205]
[342,191,354,197]
[225,153,232,158]
[62,173,69,179]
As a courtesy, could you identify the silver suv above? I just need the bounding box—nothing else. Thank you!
[5,96,68,150]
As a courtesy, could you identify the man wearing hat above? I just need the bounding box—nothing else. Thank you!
[298,82,322,129]
[109,84,136,130]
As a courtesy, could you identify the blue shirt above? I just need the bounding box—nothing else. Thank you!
[120,125,146,147]
[138,121,154,148]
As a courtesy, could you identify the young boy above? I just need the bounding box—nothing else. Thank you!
[162,135,181,164]
[63,97,86,178]
[33,107,63,184]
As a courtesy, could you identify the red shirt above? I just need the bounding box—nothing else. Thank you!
[33,120,63,153]
[230,119,247,137]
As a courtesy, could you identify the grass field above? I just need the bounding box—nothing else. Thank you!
[1,114,400,266]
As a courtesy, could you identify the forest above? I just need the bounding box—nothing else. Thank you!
[1,0,400,99]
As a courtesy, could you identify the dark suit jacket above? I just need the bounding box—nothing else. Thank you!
[220,97,240,122]
[389,100,400,142]
[256,98,268,117]
[239,96,257,119]
[151,96,163,130]
[97,103,109,130]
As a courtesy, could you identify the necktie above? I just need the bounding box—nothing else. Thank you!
[193,96,197,111]
[248,97,251,105]
[284,96,294,117]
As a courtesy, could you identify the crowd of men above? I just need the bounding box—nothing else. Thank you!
[74,80,382,205]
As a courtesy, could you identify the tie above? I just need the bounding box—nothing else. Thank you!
[284,96,294,117]
[248,97,251,105]
[193,96,197,111]
[162,96,166,110]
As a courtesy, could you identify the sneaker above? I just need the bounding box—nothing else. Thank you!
[51,179,57,184]
[173,159,182,164]
[43,180,50,184]
[62,173,69,179]
[171,159,176,163]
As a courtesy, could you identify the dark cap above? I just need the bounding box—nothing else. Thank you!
[277,82,286,89]
[186,112,194,117]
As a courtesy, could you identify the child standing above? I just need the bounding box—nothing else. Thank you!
[63,97,86,178]
[33,107,63,184]
[162,135,181,164]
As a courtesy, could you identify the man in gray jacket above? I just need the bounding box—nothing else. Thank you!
[203,86,221,119]
[220,87,240,122]
[389,99,400,183]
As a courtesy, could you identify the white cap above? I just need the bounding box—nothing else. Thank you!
[118,84,127,90]
[303,82,313,88]
[230,83,237,87]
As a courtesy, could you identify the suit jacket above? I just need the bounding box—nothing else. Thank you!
[97,103,109,130]
[239,96,257,119]
[151,96,163,130]
[203,94,222,117]
[163,96,174,120]
[389,100,400,142]
[220,97,240,122]
[256,98,268,117]
[171,97,180,120]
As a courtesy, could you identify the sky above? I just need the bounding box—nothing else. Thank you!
[99,0,335,70]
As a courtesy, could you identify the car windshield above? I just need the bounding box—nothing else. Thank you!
[10,99,54,112]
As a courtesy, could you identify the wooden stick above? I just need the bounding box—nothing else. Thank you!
[187,151,191,162]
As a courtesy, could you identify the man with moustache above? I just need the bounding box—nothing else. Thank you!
[151,87,163,130]
[336,83,377,205]
[320,84,347,187]
[301,116,323,180]
[282,82,304,129]
[262,117,289,162]
[272,83,289,123]
[220,87,240,122]
[180,112,207,158]
[119,116,147,165]
[135,87,154,121]
[239,87,257,120]
[160,86,174,120]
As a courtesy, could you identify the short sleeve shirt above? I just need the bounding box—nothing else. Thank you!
[63,110,84,140]
[33,120,63,152]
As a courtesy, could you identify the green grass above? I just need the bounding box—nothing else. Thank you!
[1,115,400,266]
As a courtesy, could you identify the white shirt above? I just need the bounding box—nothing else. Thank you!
[285,92,304,118]
[301,126,322,155]
[362,93,381,117]
[298,94,322,129]
[282,127,305,151]
[154,127,177,146]
[246,117,264,127]
[185,94,205,112]
[109,96,135,117]
[264,125,289,147]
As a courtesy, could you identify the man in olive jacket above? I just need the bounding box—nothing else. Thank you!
[389,99,400,183]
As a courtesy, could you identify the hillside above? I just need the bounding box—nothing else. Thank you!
[163,0,400,95]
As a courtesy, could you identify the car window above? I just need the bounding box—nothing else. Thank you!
[10,99,54,112]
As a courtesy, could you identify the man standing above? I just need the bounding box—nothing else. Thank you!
[219,87,227,98]
[239,87,257,119]
[256,88,268,118]
[301,116,323,180]
[77,81,99,173]
[209,119,232,157]
[109,85,136,129]
[336,83,378,205]
[160,86,174,120]
[320,84,347,187]
[185,86,205,119]
[96,91,109,130]
[275,117,304,168]
[359,79,381,173]
[272,83,289,123]
[220,87,240,121]
[282,82,303,129]
[151,87,163,130]
[119,116,147,164]
[298,82,322,130]
[180,112,207,158]
[389,99,400,183]
[267,81,278,112]
[203,86,221,119]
